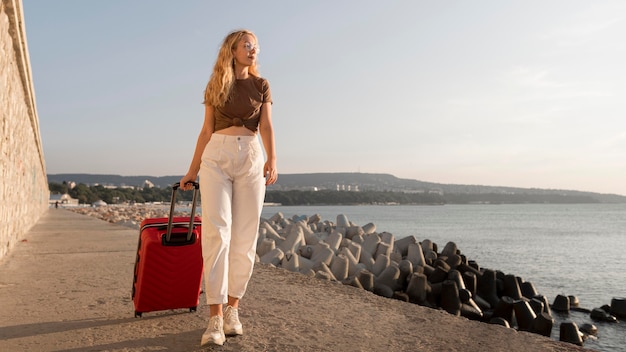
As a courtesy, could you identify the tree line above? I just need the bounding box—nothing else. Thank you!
[49,182,600,206]
[49,183,445,206]
[49,182,197,205]
[264,190,445,205]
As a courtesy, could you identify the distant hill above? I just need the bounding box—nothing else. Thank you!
[47,172,626,203]
[269,173,626,203]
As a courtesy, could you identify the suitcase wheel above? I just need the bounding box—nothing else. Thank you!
[135,311,142,318]
[190,306,197,313]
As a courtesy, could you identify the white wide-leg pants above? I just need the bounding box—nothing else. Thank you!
[199,134,265,305]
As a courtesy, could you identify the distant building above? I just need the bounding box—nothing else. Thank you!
[336,184,359,192]
[49,193,79,206]
[144,180,155,188]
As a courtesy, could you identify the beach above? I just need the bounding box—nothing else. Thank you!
[3,204,588,351]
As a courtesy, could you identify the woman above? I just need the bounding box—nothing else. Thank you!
[180,29,277,346]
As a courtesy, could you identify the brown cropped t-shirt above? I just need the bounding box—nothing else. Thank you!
[211,75,272,133]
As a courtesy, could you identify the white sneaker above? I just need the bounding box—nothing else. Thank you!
[200,315,225,346]
[223,305,243,336]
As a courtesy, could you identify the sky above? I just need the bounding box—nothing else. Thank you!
[21,0,626,195]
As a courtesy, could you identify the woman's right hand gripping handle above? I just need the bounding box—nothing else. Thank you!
[179,173,198,191]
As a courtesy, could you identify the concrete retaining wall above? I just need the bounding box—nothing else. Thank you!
[0,0,48,260]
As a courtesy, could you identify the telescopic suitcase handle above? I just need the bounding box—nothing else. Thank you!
[166,182,200,242]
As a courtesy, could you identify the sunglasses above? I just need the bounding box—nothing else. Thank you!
[243,42,260,53]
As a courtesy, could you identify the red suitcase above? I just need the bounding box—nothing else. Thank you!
[132,182,203,317]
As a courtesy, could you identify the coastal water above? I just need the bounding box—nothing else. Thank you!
[259,203,626,351]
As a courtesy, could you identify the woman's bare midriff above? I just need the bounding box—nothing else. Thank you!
[214,126,256,136]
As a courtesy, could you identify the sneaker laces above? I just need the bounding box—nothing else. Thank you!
[209,315,223,331]
[225,306,239,325]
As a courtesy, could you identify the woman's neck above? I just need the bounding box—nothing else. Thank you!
[234,64,249,80]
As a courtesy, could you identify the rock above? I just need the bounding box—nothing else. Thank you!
[531,312,554,337]
[336,214,350,228]
[590,308,617,322]
[521,281,538,299]
[361,222,376,234]
[374,283,394,298]
[552,294,570,313]
[260,248,284,266]
[362,233,381,257]
[377,265,401,292]
[513,300,537,332]
[311,243,334,266]
[444,254,462,270]
[314,262,337,281]
[257,238,275,258]
[534,295,552,316]
[492,296,516,324]
[406,272,430,304]
[460,301,483,321]
[394,235,417,257]
[529,298,544,316]
[462,271,477,298]
[579,323,598,336]
[559,321,583,346]
[440,280,461,316]
[323,231,342,253]
[441,241,458,257]
[406,242,426,268]
[610,297,626,318]
[503,274,523,300]
[428,265,449,284]
[282,251,300,273]
[356,269,374,292]
[372,254,390,277]
[345,226,365,239]
[330,254,349,281]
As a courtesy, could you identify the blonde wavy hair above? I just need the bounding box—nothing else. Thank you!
[203,29,260,107]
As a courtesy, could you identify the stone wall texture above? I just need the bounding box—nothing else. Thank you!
[1,0,49,260]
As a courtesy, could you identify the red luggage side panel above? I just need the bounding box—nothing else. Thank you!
[133,216,203,316]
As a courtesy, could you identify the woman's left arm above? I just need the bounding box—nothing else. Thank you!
[258,102,277,185]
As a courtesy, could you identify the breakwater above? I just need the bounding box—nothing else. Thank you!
[257,212,624,349]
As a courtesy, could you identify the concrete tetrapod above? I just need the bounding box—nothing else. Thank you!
[610,297,626,318]
[531,311,554,337]
[503,274,523,300]
[394,235,417,257]
[559,321,583,346]
[492,296,515,324]
[477,269,500,308]
[406,272,430,305]
[356,269,375,292]
[552,294,570,313]
[406,242,426,268]
[282,251,300,273]
[440,280,461,316]
[513,300,537,332]
[330,254,349,281]
[257,238,276,258]
[376,265,401,292]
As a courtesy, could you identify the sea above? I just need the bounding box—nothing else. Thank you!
[258,203,626,352]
